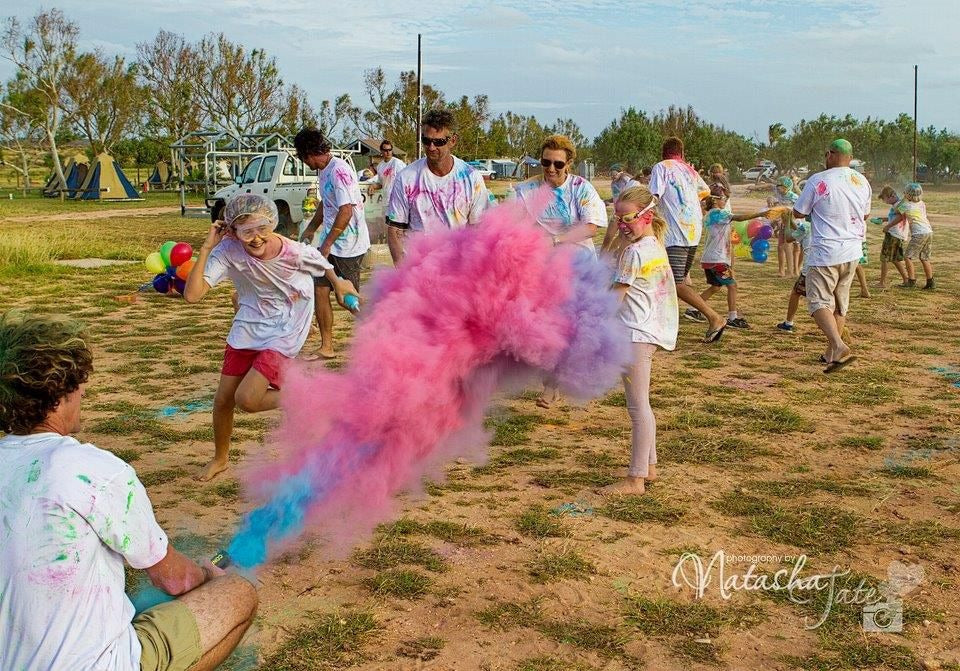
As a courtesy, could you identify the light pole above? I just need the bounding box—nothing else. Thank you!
[913,64,918,182]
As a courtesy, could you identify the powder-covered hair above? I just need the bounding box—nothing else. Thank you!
[541,134,577,164]
[0,311,93,433]
[904,182,923,202]
[878,185,898,200]
[617,185,666,245]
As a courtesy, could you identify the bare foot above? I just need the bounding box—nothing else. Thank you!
[859,290,871,298]
[599,477,646,496]
[645,464,658,482]
[196,459,229,482]
[317,347,335,359]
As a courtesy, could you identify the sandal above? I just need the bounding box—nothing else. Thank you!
[703,325,726,343]
[823,355,856,374]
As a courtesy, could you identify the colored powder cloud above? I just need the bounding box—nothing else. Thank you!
[226,191,631,568]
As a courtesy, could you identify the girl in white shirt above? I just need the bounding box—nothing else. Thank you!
[601,185,678,496]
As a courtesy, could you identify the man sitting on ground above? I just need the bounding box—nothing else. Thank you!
[0,311,258,671]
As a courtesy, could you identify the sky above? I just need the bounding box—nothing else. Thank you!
[2,0,959,143]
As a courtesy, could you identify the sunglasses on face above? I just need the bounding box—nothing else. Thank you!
[382,147,392,153]
[540,158,567,170]
[615,211,647,224]
[421,135,450,147]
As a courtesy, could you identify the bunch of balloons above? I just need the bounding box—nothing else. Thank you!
[732,217,773,263]
[144,241,195,294]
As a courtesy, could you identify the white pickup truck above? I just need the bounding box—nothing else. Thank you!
[206,150,380,238]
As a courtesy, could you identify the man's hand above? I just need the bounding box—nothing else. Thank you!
[201,221,229,252]
[333,278,359,313]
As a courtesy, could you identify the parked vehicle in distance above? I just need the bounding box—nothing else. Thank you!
[467,160,496,179]
[206,150,368,236]
[743,163,778,181]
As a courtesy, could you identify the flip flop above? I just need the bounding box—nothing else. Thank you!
[818,355,828,363]
[823,355,857,374]
[703,325,726,343]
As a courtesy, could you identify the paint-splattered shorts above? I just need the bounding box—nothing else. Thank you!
[222,344,289,388]
[881,233,905,263]
[905,233,932,262]
[134,600,202,671]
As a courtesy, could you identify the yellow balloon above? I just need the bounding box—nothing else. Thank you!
[145,252,166,274]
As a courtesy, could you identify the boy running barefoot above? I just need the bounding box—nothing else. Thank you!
[876,186,909,288]
[185,194,358,481]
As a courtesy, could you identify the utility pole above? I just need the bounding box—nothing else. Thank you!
[417,34,423,160]
[913,65,918,182]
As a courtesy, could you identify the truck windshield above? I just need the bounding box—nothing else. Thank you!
[258,156,278,182]
[241,158,262,185]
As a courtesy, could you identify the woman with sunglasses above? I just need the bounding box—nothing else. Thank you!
[183,194,359,481]
[511,134,608,256]
[511,134,608,409]
[601,185,677,496]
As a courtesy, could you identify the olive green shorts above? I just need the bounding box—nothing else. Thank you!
[134,600,202,671]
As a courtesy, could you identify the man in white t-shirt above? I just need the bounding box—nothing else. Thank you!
[648,137,726,343]
[385,109,490,265]
[0,311,258,671]
[368,139,406,205]
[792,138,872,372]
[295,128,371,358]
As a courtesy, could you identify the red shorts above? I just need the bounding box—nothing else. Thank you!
[221,345,289,388]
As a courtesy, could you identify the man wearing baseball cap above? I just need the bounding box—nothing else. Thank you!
[792,139,872,372]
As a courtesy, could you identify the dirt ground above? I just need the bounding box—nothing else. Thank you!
[1,184,958,671]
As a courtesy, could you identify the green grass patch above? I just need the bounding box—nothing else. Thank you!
[108,447,141,463]
[660,434,773,465]
[527,549,596,583]
[530,470,618,489]
[257,610,378,671]
[896,404,935,418]
[353,539,448,573]
[139,468,188,487]
[515,505,571,538]
[396,636,444,661]
[750,477,875,498]
[362,568,432,599]
[884,520,960,548]
[599,494,685,525]
[489,447,561,468]
[377,518,499,546]
[486,411,544,446]
[837,435,884,450]
[700,401,813,433]
[601,391,626,406]
[880,464,933,479]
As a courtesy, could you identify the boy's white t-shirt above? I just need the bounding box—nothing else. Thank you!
[885,204,909,241]
[791,221,813,274]
[700,209,733,265]
[511,175,608,253]
[204,237,334,357]
[0,433,168,671]
[316,156,371,258]
[648,159,710,248]
[374,156,406,202]
[615,236,679,350]
[793,166,871,267]
[895,199,932,236]
[386,157,489,233]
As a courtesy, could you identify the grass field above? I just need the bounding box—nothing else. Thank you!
[1,181,958,670]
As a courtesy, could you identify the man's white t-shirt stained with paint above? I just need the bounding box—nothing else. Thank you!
[386,157,489,233]
[648,159,710,248]
[793,167,871,267]
[0,433,168,671]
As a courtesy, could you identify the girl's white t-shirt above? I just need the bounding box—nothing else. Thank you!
[0,433,168,671]
[615,236,679,350]
[701,209,733,265]
[203,237,334,356]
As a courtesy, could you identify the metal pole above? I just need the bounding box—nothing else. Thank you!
[913,64,918,182]
[417,33,423,160]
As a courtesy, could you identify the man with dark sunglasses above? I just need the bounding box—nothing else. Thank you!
[368,140,406,205]
[385,109,490,264]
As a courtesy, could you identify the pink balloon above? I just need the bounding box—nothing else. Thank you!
[169,242,193,267]
[746,220,763,239]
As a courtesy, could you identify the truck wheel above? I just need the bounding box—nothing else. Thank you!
[210,200,225,223]
[276,201,295,237]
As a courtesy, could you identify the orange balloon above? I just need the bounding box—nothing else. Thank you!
[176,258,196,281]
[731,231,741,245]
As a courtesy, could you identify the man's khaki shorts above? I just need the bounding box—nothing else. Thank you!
[806,261,858,316]
[134,600,202,671]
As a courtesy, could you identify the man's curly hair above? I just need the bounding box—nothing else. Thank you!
[0,311,93,434]
[293,127,333,160]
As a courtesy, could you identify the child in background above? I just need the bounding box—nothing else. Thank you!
[890,183,934,289]
[699,186,770,329]
[601,185,678,496]
[768,176,800,277]
[184,194,359,481]
[876,186,909,288]
[776,210,812,333]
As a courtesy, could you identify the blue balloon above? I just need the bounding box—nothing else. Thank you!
[752,251,769,263]
[173,278,186,295]
[166,266,177,277]
[152,273,171,293]
[751,239,770,253]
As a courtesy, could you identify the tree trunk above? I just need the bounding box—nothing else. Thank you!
[47,129,67,202]
[21,154,31,195]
